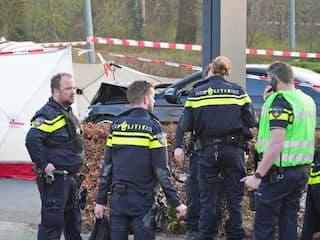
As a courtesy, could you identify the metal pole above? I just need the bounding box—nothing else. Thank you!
[202,0,220,75]
[84,0,95,63]
[290,0,296,51]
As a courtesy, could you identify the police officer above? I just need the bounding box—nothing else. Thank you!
[181,56,257,240]
[302,147,320,239]
[242,62,316,240]
[94,81,187,240]
[174,123,201,240]
[25,73,84,240]
[174,63,224,240]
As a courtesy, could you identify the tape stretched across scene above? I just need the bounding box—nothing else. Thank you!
[40,37,320,59]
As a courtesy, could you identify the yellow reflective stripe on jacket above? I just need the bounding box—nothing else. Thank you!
[106,133,113,147]
[105,131,166,148]
[262,107,313,121]
[150,137,167,149]
[185,94,250,108]
[31,114,66,133]
[308,164,320,185]
[269,108,293,122]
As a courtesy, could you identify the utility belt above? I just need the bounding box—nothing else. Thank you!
[112,183,154,200]
[258,153,308,184]
[32,168,87,210]
[199,134,244,148]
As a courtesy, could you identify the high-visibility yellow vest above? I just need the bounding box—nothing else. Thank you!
[256,89,316,167]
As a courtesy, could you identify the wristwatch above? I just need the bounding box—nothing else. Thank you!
[254,172,263,179]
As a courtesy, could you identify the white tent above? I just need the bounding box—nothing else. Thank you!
[0,46,177,179]
[0,47,73,178]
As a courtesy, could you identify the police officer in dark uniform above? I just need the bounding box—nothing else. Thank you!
[302,147,320,239]
[174,63,223,240]
[181,56,257,240]
[25,73,84,240]
[174,123,201,240]
[94,81,186,240]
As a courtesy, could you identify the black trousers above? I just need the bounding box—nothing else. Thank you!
[38,175,82,240]
[302,184,320,240]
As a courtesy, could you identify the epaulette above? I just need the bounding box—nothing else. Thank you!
[148,111,161,124]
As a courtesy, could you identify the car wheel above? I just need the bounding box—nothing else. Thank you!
[93,115,114,125]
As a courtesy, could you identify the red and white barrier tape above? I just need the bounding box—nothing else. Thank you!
[76,48,320,90]
[108,52,202,71]
[93,37,202,51]
[246,48,320,59]
[9,121,25,126]
[42,37,320,58]
[0,47,61,56]
[75,48,202,71]
[41,40,91,48]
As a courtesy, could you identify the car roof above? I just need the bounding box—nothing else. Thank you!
[246,64,320,86]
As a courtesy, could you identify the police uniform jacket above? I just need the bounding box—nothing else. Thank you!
[25,97,83,173]
[96,107,181,208]
[181,75,257,139]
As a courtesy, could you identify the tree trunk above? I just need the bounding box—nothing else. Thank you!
[175,0,199,43]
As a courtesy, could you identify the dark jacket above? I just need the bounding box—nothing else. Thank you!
[96,107,180,208]
[181,75,257,138]
[25,97,83,173]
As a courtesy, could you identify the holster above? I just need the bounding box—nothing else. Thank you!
[186,137,201,155]
[248,190,257,211]
[78,187,88,210]
[36,175,45,192]
[73,174,87,210]
[263,165,283,184]
[142,199,166,231]
[32,167,45,192]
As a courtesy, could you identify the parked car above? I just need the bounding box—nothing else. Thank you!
[84,64,320,125]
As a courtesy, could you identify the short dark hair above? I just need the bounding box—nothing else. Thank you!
[127,81,153,105]
[267,62,294,84]
[50,73,72,93]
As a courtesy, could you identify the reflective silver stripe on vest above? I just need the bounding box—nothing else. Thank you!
[294,112,316,119]
[281,153,314,162]
[261,108,268,116]
[257,139,314,149]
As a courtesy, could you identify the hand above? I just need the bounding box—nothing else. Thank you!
[94,204,105,219]
[263,85,273,101]
[175,204,187,218]
[174,148,185,166]
[44,163,56,174]
[240,175,261,191]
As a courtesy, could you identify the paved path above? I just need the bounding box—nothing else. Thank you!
[0,178,185,240]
